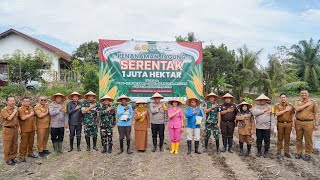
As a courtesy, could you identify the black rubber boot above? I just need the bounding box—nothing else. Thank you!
[108,144,112,154]
[195,141,202,154]
[159,138,164,152]
[204,137,209,153]
[93,137,98,151]
[85,136,90,151]
[76,138,81,152]
[221,137,227,153]
[257,147,262,157]
[187,140,192,155]
[216,139,220,154]
[127,140,133,154]
[247,144,251,156]
[239,142,244,156]
[264,151,269,158]
[118,140,124,154]
[228,137,233,153]
[101,140,106,153]
[152,138,157,152]
[68,137,74,152]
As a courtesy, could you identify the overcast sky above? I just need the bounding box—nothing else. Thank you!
[0,0,320,65]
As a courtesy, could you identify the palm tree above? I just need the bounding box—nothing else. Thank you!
[290,38,320,90]
[232,45,262,98]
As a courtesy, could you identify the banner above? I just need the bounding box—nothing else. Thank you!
[99,40,203,102]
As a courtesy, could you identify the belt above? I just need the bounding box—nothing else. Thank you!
[3,126,16,129]
[222,120,234,123]
[277,121,292,124]
[296,119,313,122]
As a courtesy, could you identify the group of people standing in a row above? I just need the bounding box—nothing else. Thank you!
[1,89,318,166]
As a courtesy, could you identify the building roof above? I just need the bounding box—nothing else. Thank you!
[0,28,71,61]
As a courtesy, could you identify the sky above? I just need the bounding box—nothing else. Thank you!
[0,0,320,65]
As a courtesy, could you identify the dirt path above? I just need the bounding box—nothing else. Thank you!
[0,127,319,180]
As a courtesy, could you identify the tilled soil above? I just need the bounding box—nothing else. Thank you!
[0,127,319,180]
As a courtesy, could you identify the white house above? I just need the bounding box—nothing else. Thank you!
[0,28,71,82]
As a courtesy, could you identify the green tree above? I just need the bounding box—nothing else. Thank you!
[72,41,99,65]
[202,44,236,94]
[231,45,262,99]
[81,62,99,94]
[5,49,51,86]
[289,38,320,91]
[175,32,199,42]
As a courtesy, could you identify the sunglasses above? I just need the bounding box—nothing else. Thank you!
[40,99,47,102]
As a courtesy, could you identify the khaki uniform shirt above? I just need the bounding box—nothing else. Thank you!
[1,106,19,127]
[34,103,50,129]
[274,102,295,122]
[18,105,36,133]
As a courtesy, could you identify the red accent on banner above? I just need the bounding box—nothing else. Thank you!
[129,89,173,94]
[177,42,203,64]
[99,39,126,62]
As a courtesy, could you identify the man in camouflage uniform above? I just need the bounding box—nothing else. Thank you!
[203,93,221,154]
[81,91,99,151]
[98,95,116,154]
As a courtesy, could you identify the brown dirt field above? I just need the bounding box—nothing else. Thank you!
[0,126,319,180]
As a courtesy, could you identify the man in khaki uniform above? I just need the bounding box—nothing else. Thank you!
[274,93,295,159]
[294,90,319,161]
[18,97,38,161]
[1,96,19,166]
[34,96,51,157]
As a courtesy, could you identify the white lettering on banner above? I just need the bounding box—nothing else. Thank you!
[122,71,181,78]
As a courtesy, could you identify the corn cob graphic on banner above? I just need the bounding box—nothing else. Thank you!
[98,40,203,101]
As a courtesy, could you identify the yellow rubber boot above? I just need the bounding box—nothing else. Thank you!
[175,142,180,154]
[170,143,176,154]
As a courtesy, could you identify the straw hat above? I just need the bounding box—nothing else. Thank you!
[150,92,164,100]
[68,91,83,100]
[117,95,131,102]
[51,93,66,101]
[255,94,271,101]
[100,94,114,102]
[237,101,252,109]
[222,93,234,99]
[83,91,97,100]
[168,98,182,106]
[205,92,219,101]
[186,97,201,106]
[136,98,148,104]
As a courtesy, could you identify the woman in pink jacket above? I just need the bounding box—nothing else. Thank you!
[167,98,184,154]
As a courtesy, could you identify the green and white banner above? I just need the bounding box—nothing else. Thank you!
[99,40,203,103]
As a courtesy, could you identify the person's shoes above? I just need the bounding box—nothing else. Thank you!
[187,140,192,155]
[108,145,112,154]
[152,138,157,152]
[93,137,99,151]
[247,144,252,157]
[38,152,46,158]
[216,140,220,154]
[228,147,233,153]
[6,160,15,166]
[195,141,202,154]
[43,150,51,155]
[284,153,291,158]
[76,138,81,152]
[85,137,90,151]
[295,154,302,159]
[221,137,227,153]
[118,140,124,154]
[175,142,180,155]
[263,151,269,158]
[57,142,63,154]
[303,155,311,161]
[127,140,133,154]
[68,147,73,152]
[276,152,281,159]
[239,142,244,156]
[69,138,74,152]
[204,138,209,153]
[28,154,38,158]
[101,145,107,153]
[256,150,262,157]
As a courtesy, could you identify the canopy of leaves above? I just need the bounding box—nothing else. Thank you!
[72,41,99,65]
